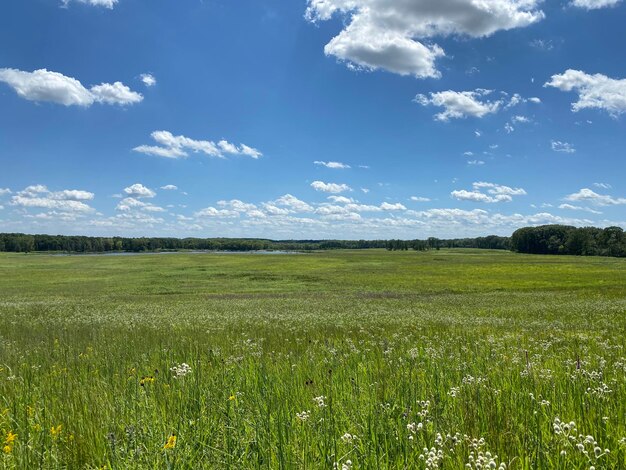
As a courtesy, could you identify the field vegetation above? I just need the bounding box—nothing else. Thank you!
[1,250,625,468]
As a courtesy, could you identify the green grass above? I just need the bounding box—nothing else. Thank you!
[1,249,625,468]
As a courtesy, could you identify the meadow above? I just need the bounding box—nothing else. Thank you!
[0,249,625,469]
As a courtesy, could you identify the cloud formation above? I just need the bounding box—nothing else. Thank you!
[10,185,95,213]
[124,183,156,199]
[314,161,351,169]
[564,188,626,206]
[451,182,527,203]
[551,140,576,153]
[414,89,502,121]
[545,69,626,116]
[0,68,142,106]
[570,0,622,9]
[305,0,543,78]
[133,131,262,159]
[310,181,352,193]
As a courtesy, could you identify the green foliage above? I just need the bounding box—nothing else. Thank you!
[511,225,626,257]
[0,250,625,468]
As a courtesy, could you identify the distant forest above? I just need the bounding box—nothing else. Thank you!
[0,225,624,257]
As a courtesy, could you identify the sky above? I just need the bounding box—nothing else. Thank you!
[0,0,625,239]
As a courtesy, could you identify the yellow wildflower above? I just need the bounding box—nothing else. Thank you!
[4,431,17,445]
[50,425,62,438]
[228,395,236,401]
[3,431,17,454]
[163,434,177,450]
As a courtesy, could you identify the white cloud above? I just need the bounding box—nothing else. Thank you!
[133,131,262,160]
[90,82,143,105]
[314,161,351,169]
[0,68,142,106]
[305,0,543,78]
[310,181,352,193]
[0,188,12,196]
[327,196,355,204]
[551,140,576,153]
[380,202,406,211]
[273,194,314,213]
[124,183,156,199]
[558,204,602,214]
[410,196,430,202]
[593,182,612,189]
[11,185,95,213]
[140,73,156,87]
[452,182,526,203]
[361,188,370,194]
[528,97,542,103]
[570,0,622,9]
[414,89,502,121]
[512,115,531,123]
[467,160,485,165]
[564,188,626,206]
[63,0,118,8]
[194,207,239,218]
[160,185,178,190]
[116,197,164,213]
[545,69,626,116]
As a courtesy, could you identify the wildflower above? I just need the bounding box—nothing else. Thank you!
[341,433,355,444]
[228,395,236,401]
[50,425,62,438]
[164,434,177,450]
[139,376,155,387]
[170,363,192,378]
[313,396,326,408]
[296,411,310,422]
[4,432,17,446]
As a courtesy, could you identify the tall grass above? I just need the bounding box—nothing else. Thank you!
[1,250,625,468]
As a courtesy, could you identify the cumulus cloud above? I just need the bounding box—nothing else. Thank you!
[11,185,95,213]
[414,89,502,121]
[271,194,314,213]
[124,183,156,199]
[116,197,165,213]
[310,181,352,193]
[551,140,576,153]
[570,0,622,9]
[305,0,543,78]
[0,68,142,106]
[63,0,118,7]
[452,182,526,203]
[140,73,156,87]
[314,161,351,169]
[0,188,12,196]
[133,131,262,160]
[558,204,602,214]
[380,202,406,211]
[564,188,626,206]
[545,69,626,116]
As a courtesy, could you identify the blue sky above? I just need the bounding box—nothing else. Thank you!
[0,0,625,239]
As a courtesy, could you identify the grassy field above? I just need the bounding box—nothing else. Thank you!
[1,249,625,469]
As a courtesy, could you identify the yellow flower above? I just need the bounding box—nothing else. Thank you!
[2,445,12,454]
[163,434,177,450]
[228,395,236,401]
[140,376,156,387]
[5,431,17,445]
[50,425,62,438]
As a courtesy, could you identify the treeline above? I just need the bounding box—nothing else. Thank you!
[1,226,623,256]
[0,233,511,254]
[511,225,625,257]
